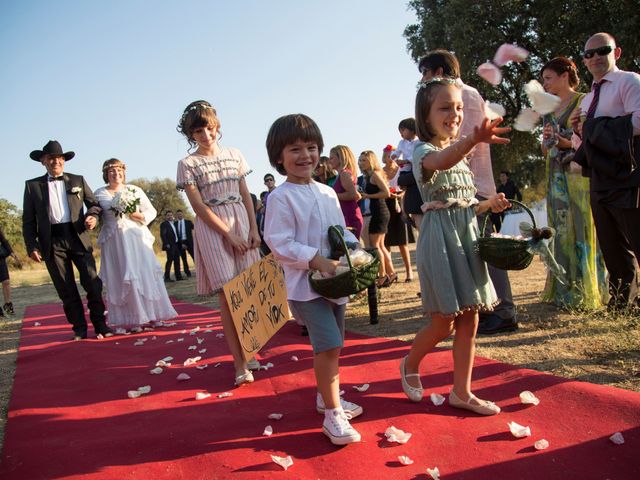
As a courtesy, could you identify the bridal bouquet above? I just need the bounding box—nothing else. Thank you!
[110,187,141,218]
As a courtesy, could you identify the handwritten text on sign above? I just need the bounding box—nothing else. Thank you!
[223,254,290,361]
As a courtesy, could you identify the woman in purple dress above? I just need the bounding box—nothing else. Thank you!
[328,145,363,239]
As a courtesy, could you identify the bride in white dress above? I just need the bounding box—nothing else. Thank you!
[95,159,177,331]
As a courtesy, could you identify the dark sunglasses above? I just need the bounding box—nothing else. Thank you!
[583,45,613,59]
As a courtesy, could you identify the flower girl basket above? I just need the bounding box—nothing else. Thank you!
[477,199,539,271]
[309,226,380,298]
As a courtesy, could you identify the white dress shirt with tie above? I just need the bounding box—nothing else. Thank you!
[47,177,71,224]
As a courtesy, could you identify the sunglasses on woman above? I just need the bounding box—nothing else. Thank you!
[583,45,613,59]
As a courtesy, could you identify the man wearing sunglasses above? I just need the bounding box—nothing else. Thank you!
[572,32,640,311]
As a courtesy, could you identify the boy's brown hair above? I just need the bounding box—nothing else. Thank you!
[266,114,324,175]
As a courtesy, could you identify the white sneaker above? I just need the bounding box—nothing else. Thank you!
[323,408,361,445]
[247,358,261,370]
[316,393,363,418]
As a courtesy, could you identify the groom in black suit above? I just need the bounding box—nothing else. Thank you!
[160,211,183,281]
[175,209,194,277]
[22,140,112,340]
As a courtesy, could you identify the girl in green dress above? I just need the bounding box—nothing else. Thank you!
[400,78,511,415]
[540,57,607,310]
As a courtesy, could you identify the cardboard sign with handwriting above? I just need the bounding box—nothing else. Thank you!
[223,254,291,361]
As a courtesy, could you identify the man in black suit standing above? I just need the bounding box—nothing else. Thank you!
[23,140,113,340]
[160,211,182,281]
[175,209,194,277]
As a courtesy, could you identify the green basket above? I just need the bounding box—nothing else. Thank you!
[477,199,534,271]
[309,226,380,299]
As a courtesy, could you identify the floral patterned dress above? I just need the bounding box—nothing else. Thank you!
[541,93,607,309]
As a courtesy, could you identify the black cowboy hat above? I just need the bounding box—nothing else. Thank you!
[29,140,75,161]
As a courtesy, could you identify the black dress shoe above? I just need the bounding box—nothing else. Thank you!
[477,313,518,335]
[176,276,185,281]
[186,272,192,277]
[164,277,174,282]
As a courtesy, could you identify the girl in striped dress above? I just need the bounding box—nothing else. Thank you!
[176,100,261,387]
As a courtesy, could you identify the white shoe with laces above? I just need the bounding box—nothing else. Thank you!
[323,408,361,445]
[316,393,363,418]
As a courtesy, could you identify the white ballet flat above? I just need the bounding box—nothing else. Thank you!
[449,390,500,416]
[400,356,423,402]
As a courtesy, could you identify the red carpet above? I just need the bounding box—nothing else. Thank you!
[1,300,639,480]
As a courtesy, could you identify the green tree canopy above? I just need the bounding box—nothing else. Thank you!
[404,0,640,192]
[128,177,192,225]
[0,198,24,256]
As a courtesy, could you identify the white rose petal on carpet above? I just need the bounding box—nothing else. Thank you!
[271,455,293,471]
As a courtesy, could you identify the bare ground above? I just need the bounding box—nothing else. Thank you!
[1,251,638,454]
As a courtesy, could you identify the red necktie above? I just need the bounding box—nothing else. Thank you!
[586,80,606,119]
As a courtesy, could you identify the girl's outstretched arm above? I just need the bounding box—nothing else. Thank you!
[238,177,261,249]
[183,184,251,255]
[422,117,511,171]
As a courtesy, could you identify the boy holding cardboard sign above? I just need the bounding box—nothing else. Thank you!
[264,114,363,446]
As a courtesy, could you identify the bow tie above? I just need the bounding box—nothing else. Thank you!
[48,176,64,182]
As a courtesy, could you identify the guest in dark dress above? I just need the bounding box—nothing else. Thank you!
[382,146,415,282]
[358,150,396,287]
[0,226,17,317]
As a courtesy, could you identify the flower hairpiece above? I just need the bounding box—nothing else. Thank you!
[383,144,394,152]
[416,77,459,90]
[180,103,213,123]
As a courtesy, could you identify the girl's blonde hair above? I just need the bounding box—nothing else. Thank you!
[359,150,382,177]
[329,145,357,180]
[102,158,126,184]
[177,100,222,151]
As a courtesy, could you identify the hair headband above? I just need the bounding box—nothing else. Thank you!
[180,103,214,123]
[416,77,459,90]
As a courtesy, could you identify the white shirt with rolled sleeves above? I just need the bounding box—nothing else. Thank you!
[460,82,497,198]
[572,67,640,150]
[264,180,357,305]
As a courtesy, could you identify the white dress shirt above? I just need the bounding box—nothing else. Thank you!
[460,83,497,198]
[572,67,640,149]
[397,138,420,172]
[47,177,71,224]
[264,181,357,305]
[176,219,187,241]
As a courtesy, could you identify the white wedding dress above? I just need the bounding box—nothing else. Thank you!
[95,184,177,328]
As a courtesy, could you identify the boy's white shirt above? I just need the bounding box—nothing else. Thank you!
[264,180,357,304]
[397,138,419,172]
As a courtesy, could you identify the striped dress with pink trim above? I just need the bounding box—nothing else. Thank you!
[176,146,260,295]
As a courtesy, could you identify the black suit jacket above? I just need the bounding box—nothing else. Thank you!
[22,173,100,261]
[174,219,194,246]
[574,114,640,192]
[160,220,178,251]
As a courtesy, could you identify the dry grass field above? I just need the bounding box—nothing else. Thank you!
[0,249,638,454]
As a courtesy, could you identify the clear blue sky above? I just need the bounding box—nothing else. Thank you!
[0,0,419,210]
